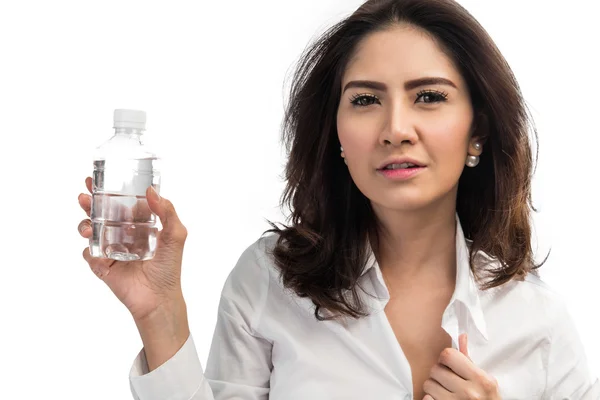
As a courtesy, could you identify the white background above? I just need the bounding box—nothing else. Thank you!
[0,1,598,398]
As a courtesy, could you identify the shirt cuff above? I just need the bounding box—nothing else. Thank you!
[129,333,205,400]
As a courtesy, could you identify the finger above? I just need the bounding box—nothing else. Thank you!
[423,377,451,399]
[459,333,470,360]
[429,363,465,393]
[423,396,434,400]
[82,247,115,280]
[146,186,187,244]
[438,347,477,381]
[85,176,93,194]
[78,193,92,217]
[132,195,152,223]
[78,219,92,238]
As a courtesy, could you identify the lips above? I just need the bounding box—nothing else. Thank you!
[377,165,424,180]
[381,162,419,170]
[377,158,425,170]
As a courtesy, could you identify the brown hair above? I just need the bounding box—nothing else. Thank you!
[264,0,545,321]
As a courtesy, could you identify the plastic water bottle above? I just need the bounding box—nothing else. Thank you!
[89,109,161,261]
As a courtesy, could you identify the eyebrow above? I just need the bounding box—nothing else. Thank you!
[342,77,458,93]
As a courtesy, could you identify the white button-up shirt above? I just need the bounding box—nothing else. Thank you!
[129,218,599,399]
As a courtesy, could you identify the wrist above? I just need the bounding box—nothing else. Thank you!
[133,291,186,323]
[133,298,190,371]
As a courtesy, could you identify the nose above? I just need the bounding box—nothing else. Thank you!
[379,104,418,147]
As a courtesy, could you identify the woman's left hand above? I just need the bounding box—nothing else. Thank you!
[422,333,501,400]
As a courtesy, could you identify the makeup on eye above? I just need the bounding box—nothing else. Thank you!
[416,89,448,103]
[348,89,449,107]
[349,93,380,107]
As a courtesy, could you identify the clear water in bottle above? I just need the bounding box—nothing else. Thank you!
[89,109,160,261]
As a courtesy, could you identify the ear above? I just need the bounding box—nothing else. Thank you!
[469,112,489,153]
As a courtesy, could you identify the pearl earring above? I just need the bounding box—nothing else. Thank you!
[466,155,480,167]
[340,146,347,165]
[466,142,482,167]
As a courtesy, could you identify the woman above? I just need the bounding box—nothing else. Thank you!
[77,0,599,399]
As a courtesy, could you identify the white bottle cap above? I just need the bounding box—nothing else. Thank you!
[113,109,146,130]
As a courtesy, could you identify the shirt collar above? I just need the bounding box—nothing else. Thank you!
[450,214,489,343]
[360,213,489,343]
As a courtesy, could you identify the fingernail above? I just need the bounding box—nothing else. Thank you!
[150,186,160,201]
[94,265,110,279]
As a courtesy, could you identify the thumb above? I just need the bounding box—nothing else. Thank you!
[146,186,187,243]
[459,333,471,360]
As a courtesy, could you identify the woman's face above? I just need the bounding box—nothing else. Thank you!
[337,24,482,213]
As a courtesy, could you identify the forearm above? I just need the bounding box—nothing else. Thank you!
[134,298,191,372]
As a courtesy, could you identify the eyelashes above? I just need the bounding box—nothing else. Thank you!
[349,89,449,107]
[416,89,449,104]
[349,93,380,107]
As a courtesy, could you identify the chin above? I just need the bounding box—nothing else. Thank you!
[369,191,435,212]
[354,176,455,212]
[379,199,433,212]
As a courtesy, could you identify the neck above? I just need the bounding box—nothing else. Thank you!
[370,196,457,289]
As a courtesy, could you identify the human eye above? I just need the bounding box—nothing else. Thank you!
[415,89,448,104]
[349,93,381,107]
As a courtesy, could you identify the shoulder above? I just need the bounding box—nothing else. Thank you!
[474,252,570,327]
[218,233,280,326]
[487,269,568,315]
[519,273,570,319]
[520,273,577,333]
[474,249,562,305]
[224,232,279,292]
[506,270,565,305]
[220,233,282,316]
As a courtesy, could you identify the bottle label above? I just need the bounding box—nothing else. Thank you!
[93,158,160,197]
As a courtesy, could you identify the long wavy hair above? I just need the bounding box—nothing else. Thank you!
[264,0,545,321]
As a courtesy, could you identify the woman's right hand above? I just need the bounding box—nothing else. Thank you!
[77,176,189,323]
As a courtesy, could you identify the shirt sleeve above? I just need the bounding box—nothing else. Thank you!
[128,238,273,400]
[543,296,600,399]
[129,333,212,400]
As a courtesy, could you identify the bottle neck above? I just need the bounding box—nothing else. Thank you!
[114,127,144,136]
